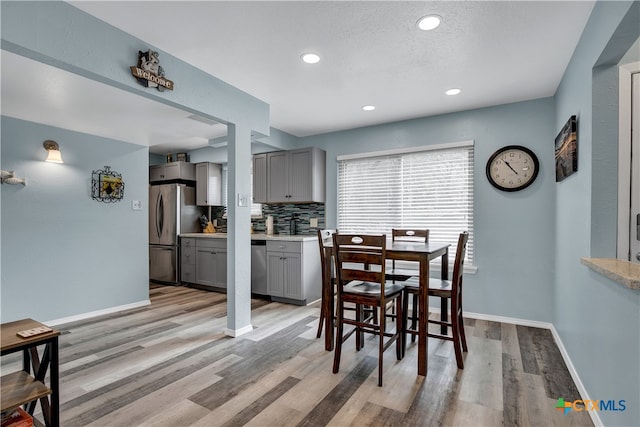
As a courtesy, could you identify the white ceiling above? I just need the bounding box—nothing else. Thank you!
[2,1,595,154]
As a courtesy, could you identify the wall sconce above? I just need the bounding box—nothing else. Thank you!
[43,140,63,163]
[0,170,26,185]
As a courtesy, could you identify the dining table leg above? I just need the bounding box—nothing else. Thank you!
[417,255,429,376]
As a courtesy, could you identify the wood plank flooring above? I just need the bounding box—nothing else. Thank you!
[1,284,593,426]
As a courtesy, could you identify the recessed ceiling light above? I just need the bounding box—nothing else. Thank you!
[362,105,376,111]
[301,53,321,64]
[417,15,441,31]
[446,88,461,96]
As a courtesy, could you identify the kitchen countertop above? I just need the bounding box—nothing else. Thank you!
[180,233,317,242]
[581,257,640,290]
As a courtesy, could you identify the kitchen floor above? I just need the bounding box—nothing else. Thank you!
[2,284,592,426]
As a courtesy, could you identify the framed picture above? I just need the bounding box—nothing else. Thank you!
[555,115,578,182]
[91,166,124,203]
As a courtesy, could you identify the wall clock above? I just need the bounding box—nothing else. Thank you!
[486,145,539,192]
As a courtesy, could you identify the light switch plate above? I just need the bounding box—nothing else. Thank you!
[132,200,142,210]
[238,194,249,207]
[310,218,318,227]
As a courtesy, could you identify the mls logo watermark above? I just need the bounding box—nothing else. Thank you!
[555,398,626,415]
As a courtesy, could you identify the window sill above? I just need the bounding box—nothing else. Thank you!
[581,257,640,290]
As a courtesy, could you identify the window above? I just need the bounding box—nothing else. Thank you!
[221,164,263,217]
[337,141,474,265]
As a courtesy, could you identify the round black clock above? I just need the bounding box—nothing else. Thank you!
[486,145,539,192]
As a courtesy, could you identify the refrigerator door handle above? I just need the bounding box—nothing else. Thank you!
[156,192,164,239]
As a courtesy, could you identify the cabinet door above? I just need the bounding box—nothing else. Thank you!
[214,249,227,288]
[196,163,222,206]
[195,247,216,286]
[288,149,312,202]
[252,154,268,203]
[282,252,302,300]
[267,252,284,297]
[163,162,181,180]
[267,151,289,202]
[149,165,164,182]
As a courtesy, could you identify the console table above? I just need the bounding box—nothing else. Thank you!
[1,318,60,427]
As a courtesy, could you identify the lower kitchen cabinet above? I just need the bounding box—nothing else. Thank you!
[180,238,196,284]
[181,237,227,291]
[266,240,321,305]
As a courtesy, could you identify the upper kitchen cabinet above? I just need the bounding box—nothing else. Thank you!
[196,162,223,206]
[254,147,325,204]
[252,154,268,204]
[149,162,196,183]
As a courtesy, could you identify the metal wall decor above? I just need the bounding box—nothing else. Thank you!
[92,166,124,203]
[130,49,174,91]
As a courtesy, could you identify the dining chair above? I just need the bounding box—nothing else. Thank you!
[332,233,404,386]
[316,229,337,339]
[385,229,429,336]
[403,231,469,369]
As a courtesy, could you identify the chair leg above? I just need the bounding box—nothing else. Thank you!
[316,299,326,338]
[401,291,409,358]
[440,296,448,335]
[411,293,418,343]
[333,302,344,374]
[459,308,468,352]
[356,304,364,351]
[396,296,403,361]
[451,303,464,369]
[378,304,385,387]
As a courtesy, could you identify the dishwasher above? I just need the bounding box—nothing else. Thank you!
[251,240,267,295]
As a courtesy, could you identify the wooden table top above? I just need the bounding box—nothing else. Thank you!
[1,318,60,352]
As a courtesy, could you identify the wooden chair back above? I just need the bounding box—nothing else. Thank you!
[391,228,429,242]
[332,233,386,287]
[317,229,337,270]
[451,231,469,299]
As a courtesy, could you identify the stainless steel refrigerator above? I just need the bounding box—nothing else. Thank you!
[149,184,205,284]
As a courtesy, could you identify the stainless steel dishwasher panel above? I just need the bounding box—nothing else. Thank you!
[251,240,267,295]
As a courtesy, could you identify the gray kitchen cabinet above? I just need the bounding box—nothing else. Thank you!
[266,240,321,305]
[150,162,196,183]
[180,237,196,284]
[196,162,222,206]
[252,154,267,204]
[195,239,227,290]
[181,238,227,291]
[259,147,326,203]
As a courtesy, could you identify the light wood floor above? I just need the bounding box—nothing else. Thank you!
[2,284,593,426]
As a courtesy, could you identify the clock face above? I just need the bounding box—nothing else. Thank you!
[486,145,539,191]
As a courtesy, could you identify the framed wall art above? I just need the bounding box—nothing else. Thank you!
[555,115,578,182]
[92,166,124,202]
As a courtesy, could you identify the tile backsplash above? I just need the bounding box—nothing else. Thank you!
[212,203,325,236]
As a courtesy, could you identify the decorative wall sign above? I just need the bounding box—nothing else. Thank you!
[555,115,578,182]
[130,49,174,91]
[92,166,124,203]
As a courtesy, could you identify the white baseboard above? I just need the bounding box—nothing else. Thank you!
[549,324,603,427]
[436,307,601,427]
[44,300,150,327]
[225,324,254,337]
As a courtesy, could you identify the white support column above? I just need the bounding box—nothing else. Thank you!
[225,123,253,337]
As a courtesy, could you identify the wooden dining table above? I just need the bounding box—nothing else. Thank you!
[321,238,450,377]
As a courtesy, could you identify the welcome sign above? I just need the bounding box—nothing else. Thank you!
[130,49,174,91]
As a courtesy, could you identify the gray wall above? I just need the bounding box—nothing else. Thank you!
[1,116,149,322]
[554,2,639,426]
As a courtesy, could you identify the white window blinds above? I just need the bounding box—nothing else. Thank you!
[337,142,474,264]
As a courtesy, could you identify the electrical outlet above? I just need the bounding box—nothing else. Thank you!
[310,218,318,227]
